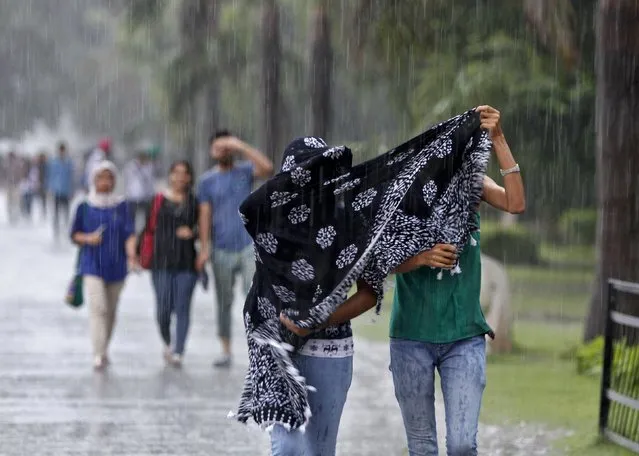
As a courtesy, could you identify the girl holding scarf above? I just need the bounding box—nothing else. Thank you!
[388,106,524,456]
[279,106,525,455]
[70,161,137,370]
[234,107,514,455]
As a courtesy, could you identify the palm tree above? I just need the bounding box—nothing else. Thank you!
[177,0,218,170]
[261,0,282,165]
[123,0,219,170]
[584,0,639,341]
[309,0,332,140]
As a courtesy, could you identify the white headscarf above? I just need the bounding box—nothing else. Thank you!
[87,160,124,208]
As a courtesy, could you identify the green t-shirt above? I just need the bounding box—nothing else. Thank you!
[390,223,492,344]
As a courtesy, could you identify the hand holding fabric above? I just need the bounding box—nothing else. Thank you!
[84,230,103,246]
[476,105,503,139]
[418,244,458,269]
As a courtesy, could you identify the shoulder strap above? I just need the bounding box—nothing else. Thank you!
[147,193,164,233]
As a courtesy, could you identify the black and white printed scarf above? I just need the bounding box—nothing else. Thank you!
[232,109,492,431]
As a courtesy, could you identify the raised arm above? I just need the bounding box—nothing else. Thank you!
[231,137,274,178]
[196,201,212,271]
[476,106,526,214]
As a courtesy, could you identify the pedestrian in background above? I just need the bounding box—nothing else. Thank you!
[146,160,205,367]
[198,130,273,368]
[3,151,24,224]
[70,160,136,370]
[19,157,38,221]
[35,152,48,219]
[124,148,155,230]
[48,142,75,238]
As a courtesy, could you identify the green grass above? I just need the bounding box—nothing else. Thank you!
[483,321,635,455]
[540,243,596,266]
[507,265,593,321]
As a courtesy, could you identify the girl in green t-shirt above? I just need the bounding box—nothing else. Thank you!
[389,106,525,455]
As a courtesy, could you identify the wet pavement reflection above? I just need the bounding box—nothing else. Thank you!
[0,217,562,455]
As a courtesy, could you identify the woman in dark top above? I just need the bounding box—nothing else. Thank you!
[148,160,203,366]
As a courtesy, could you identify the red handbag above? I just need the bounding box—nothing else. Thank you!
[139,193,164,269]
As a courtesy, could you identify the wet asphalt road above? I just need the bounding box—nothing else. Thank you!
[0,215,409,456]
[0,202,562,455]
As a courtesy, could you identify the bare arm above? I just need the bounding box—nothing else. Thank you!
[477,106,526,214]
[125,234,137,259]
[279,280,377,335]
[196,202,212,271]
[325,281,377,326]
[72,232,93,245]
[392,244,458,274]
[482,175,524,214]
[71,223,103,246]
[234,139,274,178]
[198,202,211,252]
[393,255,424,274]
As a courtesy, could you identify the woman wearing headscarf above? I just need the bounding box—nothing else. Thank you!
[70,161,136,370]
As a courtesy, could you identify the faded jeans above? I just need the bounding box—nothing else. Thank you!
[211,246,254,340]
[390,336,486,456]
[271,353,353,456]
[151,270,198,355]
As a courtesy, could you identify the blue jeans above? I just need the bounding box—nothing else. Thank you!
[390,336,486,456]
[211,246,254,340]
[271,353,353,456]
[151,270,197,355]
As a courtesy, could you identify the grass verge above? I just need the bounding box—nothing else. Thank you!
[353,261,634,455]
[484,321,635,455]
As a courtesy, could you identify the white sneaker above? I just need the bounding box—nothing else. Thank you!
[213,354,232,368]
[163,346,172,364]
[171,354,183,367]
[93,356,107,371]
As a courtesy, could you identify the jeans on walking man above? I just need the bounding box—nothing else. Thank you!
[198,130,273,367]
[47,142,74,237]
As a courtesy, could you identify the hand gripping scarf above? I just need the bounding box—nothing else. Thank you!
[232,109,492,431]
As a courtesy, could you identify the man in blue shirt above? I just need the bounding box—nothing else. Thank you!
[198,130,273,367]
[47,142,75,238]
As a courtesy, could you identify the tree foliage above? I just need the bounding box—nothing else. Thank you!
[353,0,597,218]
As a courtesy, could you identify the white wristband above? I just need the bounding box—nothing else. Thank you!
[500,164,520,176]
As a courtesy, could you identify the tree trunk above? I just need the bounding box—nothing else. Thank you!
[179,0,218,174]
[261,0,282,166]
[309,0,332,140]
[584,0,639,341]
[205,82,220,170]
[201,0,219,172]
